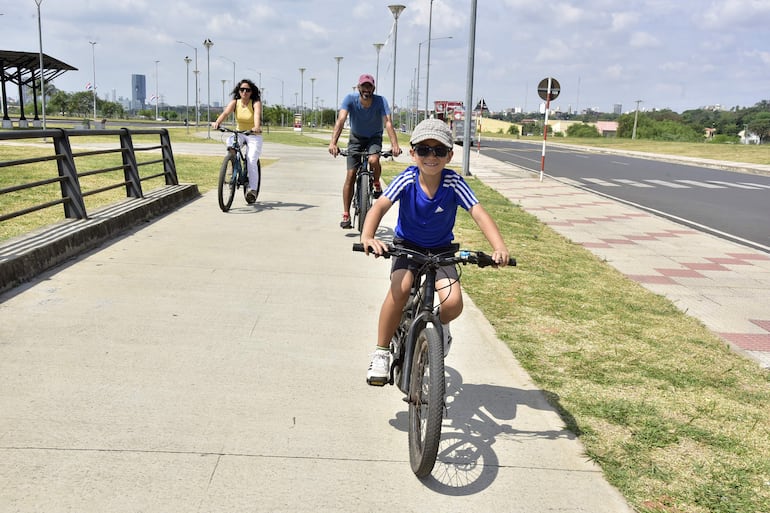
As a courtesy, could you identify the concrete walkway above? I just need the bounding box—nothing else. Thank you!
[0,141,634,512]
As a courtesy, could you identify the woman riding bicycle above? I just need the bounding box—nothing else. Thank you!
[359,118,511,384]
[212,78,263,204]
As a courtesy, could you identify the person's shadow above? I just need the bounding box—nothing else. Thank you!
[388,366,576,495]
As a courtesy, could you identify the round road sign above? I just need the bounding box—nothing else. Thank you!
[537,77,561,101]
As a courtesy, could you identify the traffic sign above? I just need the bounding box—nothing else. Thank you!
[537,77,560,101]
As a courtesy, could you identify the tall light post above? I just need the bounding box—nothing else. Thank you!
[183,55,191,132]
[387,5,406,118]
[417,36,452,121]
[221,78,227,112]
[334,56,343,111]
[220,56,236,91]
[373,43,384,86]
[632,99,643,140]
[34,0,46,130]
[425,0,434,121]
[89,41,97,122]
[176,40,199,126]
[203,38,213,138]
[154,59,160,121]
[298,67,306,132]
[310,77,316,128]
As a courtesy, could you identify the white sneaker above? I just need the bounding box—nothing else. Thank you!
[442,323,452,356]
[367,349,390,386]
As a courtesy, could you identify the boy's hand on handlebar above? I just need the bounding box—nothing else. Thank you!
[491,248,510,267]
[360,237,388,257]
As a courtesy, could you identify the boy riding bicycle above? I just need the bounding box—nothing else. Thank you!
[359,118,511,384]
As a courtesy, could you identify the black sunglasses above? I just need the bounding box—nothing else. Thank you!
[239,87,252,92]
[413,145,450,157]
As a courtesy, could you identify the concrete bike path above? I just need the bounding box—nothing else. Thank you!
[0,142,633,512]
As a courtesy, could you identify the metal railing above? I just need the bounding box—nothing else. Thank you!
[0,128,178,224]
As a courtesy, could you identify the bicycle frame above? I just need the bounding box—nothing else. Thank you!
[339,149,392,232]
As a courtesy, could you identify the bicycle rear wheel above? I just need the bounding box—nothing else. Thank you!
[408,321,445,477]
[355,171,371,232]
[218,154,237,212]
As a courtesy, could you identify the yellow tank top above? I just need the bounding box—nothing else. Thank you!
[235,101,255,131]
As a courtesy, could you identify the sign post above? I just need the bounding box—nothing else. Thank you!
[537,77,560,182]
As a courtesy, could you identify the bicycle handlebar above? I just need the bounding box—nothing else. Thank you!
[339,148,393,159]
[352,243,516,268]
[218,127,255,135]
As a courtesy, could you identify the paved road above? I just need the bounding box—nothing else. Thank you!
[480,139,770,251]
[0,142,634,512]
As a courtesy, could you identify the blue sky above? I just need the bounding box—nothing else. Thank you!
[3,0,769,114]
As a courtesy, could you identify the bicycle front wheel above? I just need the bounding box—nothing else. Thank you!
[218,154,237,212]
[355,172,371,232]
[408,321,445,477]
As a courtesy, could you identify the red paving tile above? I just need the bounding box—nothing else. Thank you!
[727,252,770,261]
[718,333,770,351]
[656,268,706,278]
[683,262,730,272]
[707,257,753,266]
[751,319,770,332]
[601,238,638,245]
[581,242,612,248]
[626,274,678,284]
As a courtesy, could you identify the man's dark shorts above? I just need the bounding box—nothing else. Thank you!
[347,132,383,170]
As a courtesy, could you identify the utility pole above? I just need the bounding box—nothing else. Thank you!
[632,99,643,140]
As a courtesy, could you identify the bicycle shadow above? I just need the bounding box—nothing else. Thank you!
[225,201,317,214]
[388,366,575,495]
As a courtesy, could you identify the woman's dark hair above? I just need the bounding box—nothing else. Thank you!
[231,78,261,102]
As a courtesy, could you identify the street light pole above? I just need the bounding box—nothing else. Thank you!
[154,59,160,121]
[373,43,384,86]
[203,38,213,138]
[425,0,434,121]
[310,77,315,128]
[334,56,343,111]
[632,99,643,140]
[387,5,406,119]
[298,67,306,133]
[35,0,46,131]
[417,36,452,122]
[89,41,97,122]
[183,55,191,133]
[176,41,199,126]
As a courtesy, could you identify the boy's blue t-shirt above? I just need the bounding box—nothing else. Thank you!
[383,165,479,248]
[340,93,391,138]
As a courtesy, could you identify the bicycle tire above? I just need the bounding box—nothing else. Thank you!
[355,171,371,232]
[218,154,237,212]
[252,159,262,201]
[408,322,445,477]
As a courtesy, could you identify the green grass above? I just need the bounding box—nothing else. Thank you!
[443,174,769,513]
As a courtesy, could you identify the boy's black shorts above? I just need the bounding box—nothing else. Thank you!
[390,238,459,281]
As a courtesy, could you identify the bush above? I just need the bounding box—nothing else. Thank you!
[566,123,601,138]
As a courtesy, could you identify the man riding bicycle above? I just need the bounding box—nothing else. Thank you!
[329,73,402,229]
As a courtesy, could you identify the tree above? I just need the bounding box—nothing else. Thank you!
[566,123,600,138]
[747,112,770,144]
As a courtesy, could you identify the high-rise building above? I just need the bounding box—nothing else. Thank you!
[613,103,622,115]
[131,74,146,111]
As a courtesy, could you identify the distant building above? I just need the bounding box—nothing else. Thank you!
[131,74,146,111]
[613,104,622,115]
[596,121,618,137]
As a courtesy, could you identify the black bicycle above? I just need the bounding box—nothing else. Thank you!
[339,148,392,232]
[353,241,516,477]
[217,127,261,212]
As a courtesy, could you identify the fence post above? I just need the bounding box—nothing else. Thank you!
[52,129,88,219]
[119,128,144,199]
[159,129,179,186]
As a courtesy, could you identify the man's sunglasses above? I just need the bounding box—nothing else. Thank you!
[413,145,450,157]
[239,87,252,92]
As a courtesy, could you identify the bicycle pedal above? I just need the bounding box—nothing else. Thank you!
[367,376,388,387]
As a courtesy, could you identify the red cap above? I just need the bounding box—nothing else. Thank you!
[358,74,375,86]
